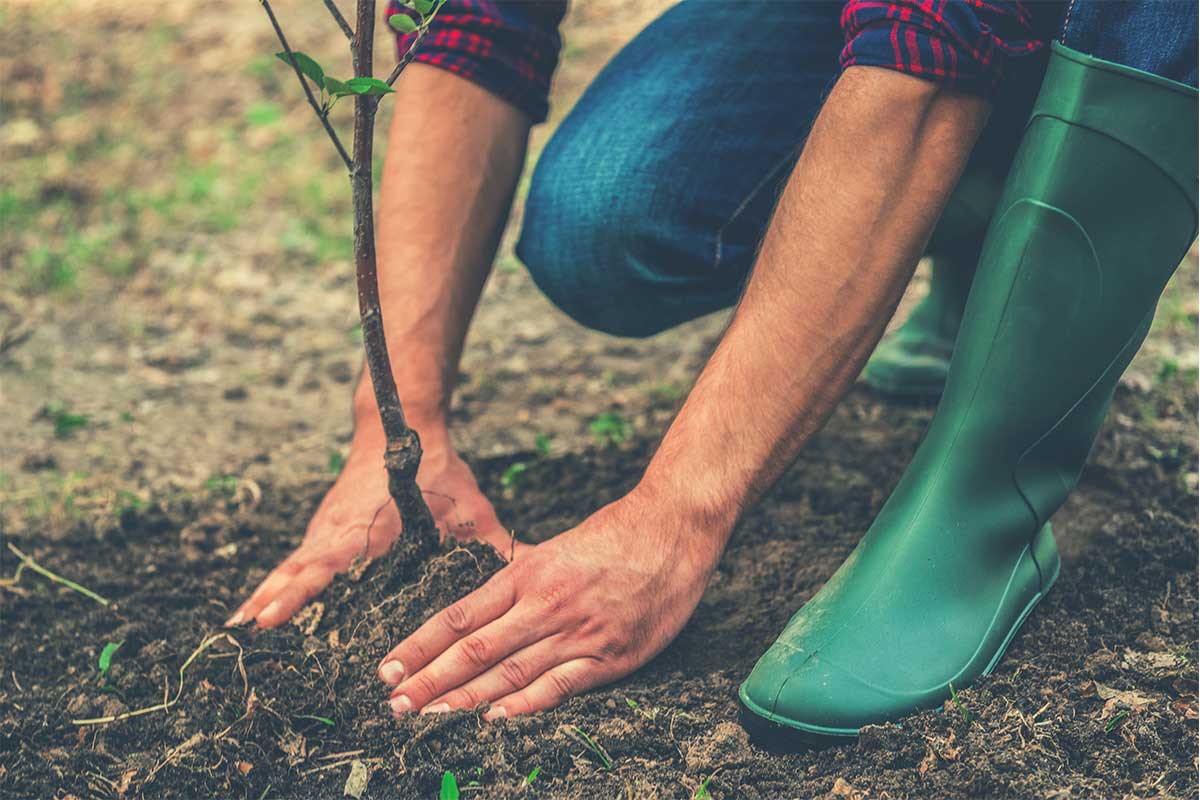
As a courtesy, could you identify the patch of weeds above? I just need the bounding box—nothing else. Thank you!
[495,254,523,274]
[26,243,78,292]
[948,682,972,725]
[328,450,346,475]
[118,410,135,423]
[1158,358,1180,384]
[42,401,89,438]
[500,462,528,489]
[647,381,684,403]
[534,433,552,458]
[569,725,612,770]
[590,411,630,448]
[439,770,459,800]
[114,490,148,516]
[244,102,283,127]
[1105,709,1130,733]
[204,474,240,496]
[523,766,541,786]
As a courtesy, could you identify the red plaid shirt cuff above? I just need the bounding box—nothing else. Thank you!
[840,0,1048,93]
[386,0,566,123]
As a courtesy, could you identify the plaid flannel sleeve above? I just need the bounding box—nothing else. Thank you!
[840,0,1050,93]
[385,0,567,123]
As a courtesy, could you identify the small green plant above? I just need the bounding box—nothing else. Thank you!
[114,490,148,516]
[500,462,528,488]
[647,382,684,402]
[204,474,239,495]
[524,766,541,786]
[98,640,124,679]
[534,433,552,458]
[948,682,972,724]
[1105,709,1130,733]
[625,696,659,721]
[43,402,89,438]
[439,770,460,800]
[569,725,612,770]
[1157,357,1180,384]
[294,714,335,727]
[693,771,718,800]
[328,450,347,475]
[590,411,630,447]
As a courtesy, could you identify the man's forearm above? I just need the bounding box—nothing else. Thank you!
[638,68,992,552]
[354,64,531,448]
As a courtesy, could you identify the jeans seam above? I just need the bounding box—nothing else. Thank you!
[1059,0,1078,44]
[713,148,797,271]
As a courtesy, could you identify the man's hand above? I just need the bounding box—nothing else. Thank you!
[376,487,727,718]
[227,418,525,629]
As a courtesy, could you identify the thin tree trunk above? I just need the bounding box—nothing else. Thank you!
[350,0,434,537]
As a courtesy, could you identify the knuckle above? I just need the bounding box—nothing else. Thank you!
[441,602,472,634]
[451,685,483,710]
[459,635,491,668]
[546,669,576,701]
[536,583,570,616]
[499,658,531,690]
[412,673,440,700]
[404,640,429,668]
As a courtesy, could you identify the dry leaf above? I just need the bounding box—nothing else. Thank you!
[343,759,370,799]
[292,602,325,636]
[237,761,254,775]
[1094,682,1155,720]
[832,777,866,799]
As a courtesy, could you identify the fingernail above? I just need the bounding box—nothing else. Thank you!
[390,695,413,715]
[421,702,450,715]
[484,706,507,722]
[260,599,282,623]
[379,660,406,685]
[224,610,245,627]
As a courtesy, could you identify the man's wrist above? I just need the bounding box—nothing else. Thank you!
[629,467,740,569]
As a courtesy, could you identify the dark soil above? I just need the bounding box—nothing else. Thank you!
[2,387,1196,799]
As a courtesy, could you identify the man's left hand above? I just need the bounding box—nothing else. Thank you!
[377,487,725,718]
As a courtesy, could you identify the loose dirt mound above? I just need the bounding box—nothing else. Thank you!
[2,389,1196,799]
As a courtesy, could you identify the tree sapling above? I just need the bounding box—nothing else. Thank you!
[257,0,449,539]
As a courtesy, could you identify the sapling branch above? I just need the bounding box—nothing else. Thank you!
[259,0,353,170]
[323,0,355,41]
[384,25,428,86]
[258,0,435,538]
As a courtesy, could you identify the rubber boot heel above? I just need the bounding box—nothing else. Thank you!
[984,522,1060,677]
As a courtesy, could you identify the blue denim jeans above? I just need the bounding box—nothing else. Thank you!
[516,0,1197,338]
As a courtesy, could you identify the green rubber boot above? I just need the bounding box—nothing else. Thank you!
[862,169,1000,398]
[740,44,1198,740]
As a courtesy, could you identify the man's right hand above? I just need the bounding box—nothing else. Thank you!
[226,414,525,629]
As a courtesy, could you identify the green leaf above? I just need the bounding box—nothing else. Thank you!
[388,13,419,34]
[275,51,325,87]
[345,77,396,96]
[294,714,336,727]
[524,766,541,786]
[439,771,460,800]
[406,0,435,14]
[323,76,351,96]
[98,640,124,678]
[500,462,527,488]
[534,433,552,457]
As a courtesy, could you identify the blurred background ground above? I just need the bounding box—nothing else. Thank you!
[1,0,1196,531]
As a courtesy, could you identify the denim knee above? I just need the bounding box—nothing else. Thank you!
[517,148,676,338]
